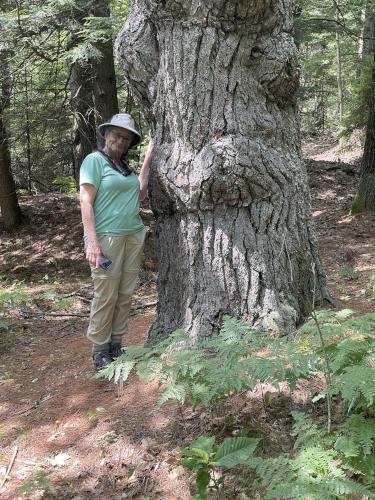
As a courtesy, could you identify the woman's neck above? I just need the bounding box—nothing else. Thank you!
[103,146,122,164]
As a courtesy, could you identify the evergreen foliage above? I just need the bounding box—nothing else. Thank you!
[0,0,133,193]
[295,0,374,136]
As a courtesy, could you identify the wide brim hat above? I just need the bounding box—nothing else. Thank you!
[97,113,142,149]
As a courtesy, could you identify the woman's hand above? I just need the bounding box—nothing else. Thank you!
[80,183,102,268]
[139,139,154,201]
[86,238,103,268]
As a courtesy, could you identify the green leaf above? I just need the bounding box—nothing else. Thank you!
[190,436,215,454]
[334,436,359,458]
[196,468,210,498]
[190,448,210,463]
[214,437,259,468]
[335,309,355,320]
[114,360,135,384]
[157,384,186,408]
[0,320,9,331]
[39,290,57,300]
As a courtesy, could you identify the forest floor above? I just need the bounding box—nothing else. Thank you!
[1,137,375,499]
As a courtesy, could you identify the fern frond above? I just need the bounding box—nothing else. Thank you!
[157,384,186,408]
[336,414,375,457]
[291,411,329,449]
[339,365,375,407]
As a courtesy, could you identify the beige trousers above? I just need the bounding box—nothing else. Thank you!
[86,228,146,346]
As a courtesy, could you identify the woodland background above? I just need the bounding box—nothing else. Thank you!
[0,0,374,214]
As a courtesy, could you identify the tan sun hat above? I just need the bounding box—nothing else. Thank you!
[97,113,141,149]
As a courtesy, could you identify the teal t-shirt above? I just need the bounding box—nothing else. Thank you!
[79,151,144,236]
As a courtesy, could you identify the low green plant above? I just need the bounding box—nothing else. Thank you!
[0,322,17,353]
[0,287,29,313]
[98,316,319,409]
[300,310,375,414]
[86,406,108,420]
[364,272,375,299]
[0,285,28,353]
[338,265,359,281]
[99,310,375,497]
[17,467,55,495]
[16,188,31,196]
[181,436,259,499]
[52,176,77,193]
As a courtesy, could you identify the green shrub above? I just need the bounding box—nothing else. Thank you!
[16,188,31,196]
[52,176,77,193]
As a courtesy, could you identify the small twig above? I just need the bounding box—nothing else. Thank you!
[76,295,91,303]
[133,301,157,310]
[17,402,40,415]
[15,459,37,466]
[21,311,88,318]
[21,302,157,319]
[56,331,75,339]
[311,312,332,433]
[57,321,73,333]
[0,445,18,491]
[311,263,332,433]
[258,382,268,414]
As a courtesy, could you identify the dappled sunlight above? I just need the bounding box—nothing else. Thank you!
[2,152,375,497]
[313,209,326,217]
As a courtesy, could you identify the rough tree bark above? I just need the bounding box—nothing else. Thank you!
[116,0,330,341]
[0,50,22,230]
[68,50,96,179]
[92,0,119,123]
[352,40,375,213]
[69,0,119,177]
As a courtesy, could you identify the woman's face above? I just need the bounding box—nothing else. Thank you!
[105,126,135,157]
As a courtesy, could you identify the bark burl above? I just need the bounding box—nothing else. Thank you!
[116,0,330,341]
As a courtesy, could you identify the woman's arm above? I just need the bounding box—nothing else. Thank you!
[138,140,154,201]
[80,183,102,268]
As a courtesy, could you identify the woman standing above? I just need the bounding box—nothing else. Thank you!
[80,113,153,369]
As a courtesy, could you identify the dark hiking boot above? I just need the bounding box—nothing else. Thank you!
[92,351,112,370]
[109,343,124,359]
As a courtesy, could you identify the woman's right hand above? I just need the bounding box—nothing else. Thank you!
[86,238,103,268]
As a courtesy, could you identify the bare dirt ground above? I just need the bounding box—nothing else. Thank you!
[1,139,374,499]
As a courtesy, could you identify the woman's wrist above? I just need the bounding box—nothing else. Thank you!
[87,236,99,245]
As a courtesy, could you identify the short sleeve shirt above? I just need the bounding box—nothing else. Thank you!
[80,152,144,236]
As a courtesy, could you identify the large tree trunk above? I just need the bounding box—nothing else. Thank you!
[334,2,343,127]
[92,1,119,123]
[0,51,22,230]
[0,116,22,230]
[352,46,375,213]
[69,1,119,177]
[69,56,96,180]
[116,0,330,341]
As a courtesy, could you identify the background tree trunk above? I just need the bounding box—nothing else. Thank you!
[92,0,119,123]
[116,0,330,341]
[352,42,375,213]
[69,0,119,177]
[334,2,343,127]
[69,56,96,180]
[0,51,22,230]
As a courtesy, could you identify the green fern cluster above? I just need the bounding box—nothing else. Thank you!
[99,310,375,497]
[98,316,318,409]
[300,309,375,412]
[248,411,375,499]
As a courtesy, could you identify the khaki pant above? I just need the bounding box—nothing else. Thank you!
[86,228,146,346]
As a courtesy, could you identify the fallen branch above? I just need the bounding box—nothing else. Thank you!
[21,301,157,319]
[21,311,88,318]
[133,301,157,310]
[0,445,18,491]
